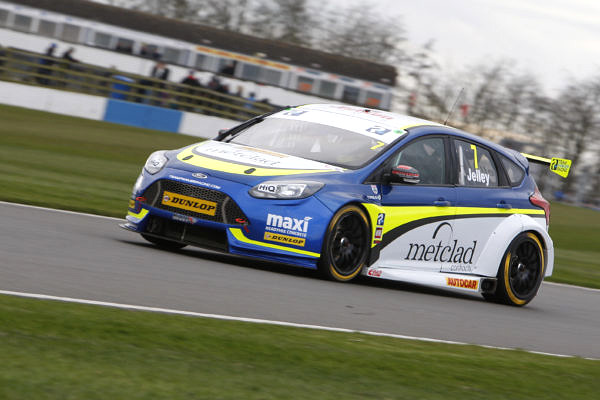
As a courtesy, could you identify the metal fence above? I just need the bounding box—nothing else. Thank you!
[0,47,275,121]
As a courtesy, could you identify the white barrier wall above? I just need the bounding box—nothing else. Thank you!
[179,112,238,139]
[0,81,106,120]
[0,81,237,138]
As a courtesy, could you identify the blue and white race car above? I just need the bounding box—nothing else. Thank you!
[121,104,571,306]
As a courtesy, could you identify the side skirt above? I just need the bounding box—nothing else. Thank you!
[362,267,497,294]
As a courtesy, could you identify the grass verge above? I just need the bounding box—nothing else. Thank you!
[0,104,195,217]
[0,103,599,288]
[1,294,598,400]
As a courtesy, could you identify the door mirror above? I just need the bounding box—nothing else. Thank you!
[390,164,420,184]
[216,128,229,140]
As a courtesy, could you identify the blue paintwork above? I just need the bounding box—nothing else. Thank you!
[125,121,542,268]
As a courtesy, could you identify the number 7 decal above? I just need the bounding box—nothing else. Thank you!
[470,144,479,169]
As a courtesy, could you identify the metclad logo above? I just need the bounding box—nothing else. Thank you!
[161,191,217,216]
[264,232,306,247]
[265,213,311,238]
[446,277,478,290]
[404,222,477,264]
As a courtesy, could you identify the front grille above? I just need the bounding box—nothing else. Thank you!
[142,179,247,224]
[145,216,228,251]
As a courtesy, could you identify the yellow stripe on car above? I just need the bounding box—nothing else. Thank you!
[177,147,339,176]
[127,208,149,220]
[229,228,320,257]
[362,204,545,247]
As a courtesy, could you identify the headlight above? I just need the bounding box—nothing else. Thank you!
[132,171,144,194]
[144,150,168,175]
[249,181,324,199]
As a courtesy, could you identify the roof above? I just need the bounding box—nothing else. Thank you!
[7,0,397,85]
[268,104,442,144]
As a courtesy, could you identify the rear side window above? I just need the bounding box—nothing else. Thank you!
[454,140,498,187]
[500,155,525,186]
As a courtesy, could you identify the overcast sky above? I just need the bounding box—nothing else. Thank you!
[93,0,599,93]
[374,0,600,93]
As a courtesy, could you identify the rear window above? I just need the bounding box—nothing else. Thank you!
[501,155,525,186]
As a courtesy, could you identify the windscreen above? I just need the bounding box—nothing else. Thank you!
[228,118,391,168]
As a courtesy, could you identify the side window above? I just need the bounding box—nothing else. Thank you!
[500,155,525,186]
[454,140,498,187]
[391,137,446,185]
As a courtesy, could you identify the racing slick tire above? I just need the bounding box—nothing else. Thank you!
[484,232,545,306]
[141,233,187,250]
[319,205,370,282]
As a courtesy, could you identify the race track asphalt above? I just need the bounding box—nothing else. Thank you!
[1,201,598,358]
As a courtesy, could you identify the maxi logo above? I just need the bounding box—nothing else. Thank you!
[161,191,217,216]
[265,213,312,238]
[404,222,477,264]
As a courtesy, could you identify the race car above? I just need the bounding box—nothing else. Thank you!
[121,104,571,306]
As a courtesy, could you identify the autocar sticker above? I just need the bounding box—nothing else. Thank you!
[176,144,343,176]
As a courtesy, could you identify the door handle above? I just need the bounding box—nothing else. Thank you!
[496,201,512,209]
[434,200,451,207]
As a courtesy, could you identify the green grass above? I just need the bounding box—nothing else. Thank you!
[0,294,598,400]
[0,104,599,288]
[0,104,196,217]
[549,203,600,288]
[1,104,599,398]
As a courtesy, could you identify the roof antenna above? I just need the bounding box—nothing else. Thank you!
[444,87,464,125]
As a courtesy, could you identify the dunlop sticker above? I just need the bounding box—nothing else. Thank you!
[264,232,306,247]
[161,191,217,216]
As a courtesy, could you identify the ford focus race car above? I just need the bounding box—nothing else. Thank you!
[121,104,571,306]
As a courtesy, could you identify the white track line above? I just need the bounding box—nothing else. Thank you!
[1,289,597,361]
[543,281,600,293]
[2,200,599,293]
[0,200,122,221]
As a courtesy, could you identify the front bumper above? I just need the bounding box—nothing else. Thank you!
[122,170,333,269]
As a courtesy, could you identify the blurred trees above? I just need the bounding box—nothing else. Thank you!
[101,0,600,205]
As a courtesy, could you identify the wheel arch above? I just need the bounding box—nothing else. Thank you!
[317,201,373,281]
[319,200,374,254]
[521,217,554,277]
[476,213,553,277]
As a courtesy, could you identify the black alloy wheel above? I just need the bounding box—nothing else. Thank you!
[485,232,545,306]
[319,205,370,282]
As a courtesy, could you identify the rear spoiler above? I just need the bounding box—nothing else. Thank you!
[521,153,572,178]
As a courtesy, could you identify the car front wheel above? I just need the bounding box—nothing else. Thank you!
[319,205,370,282]
[485,232,545,306]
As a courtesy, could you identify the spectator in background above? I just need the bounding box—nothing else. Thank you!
[61,47,78,63]
[181,69,200,87]
[151,61,169,81]
[147,61,170,106]
[235,86,244,97]
[37,43,57,85]
[179,70,201,111]
[0,44,6,72]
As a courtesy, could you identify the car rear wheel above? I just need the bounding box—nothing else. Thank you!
[141,233,187,250]
[485,232,545,306]
[319,205,370,282]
